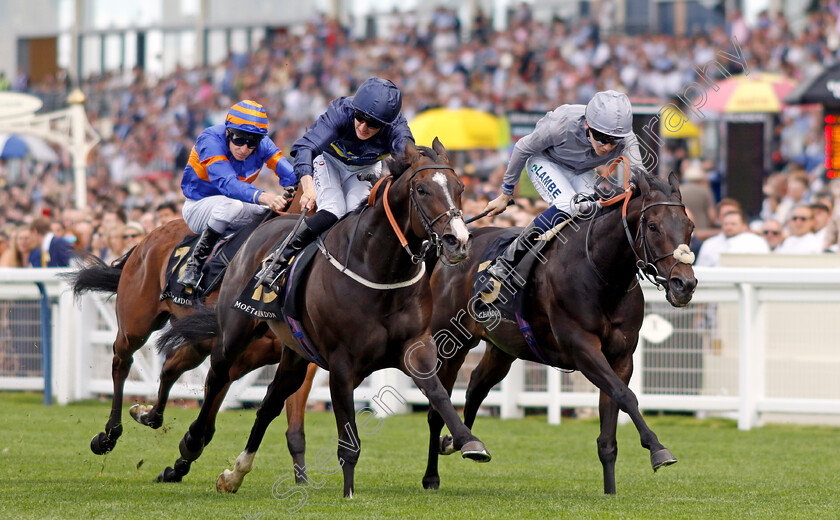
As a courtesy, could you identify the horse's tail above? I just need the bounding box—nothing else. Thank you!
[157,307,218,355]
[59,250,134,298]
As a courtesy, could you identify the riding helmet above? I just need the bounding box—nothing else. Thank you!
[351,78,402,125]
[585,90,634,138]
[225,100,269,136]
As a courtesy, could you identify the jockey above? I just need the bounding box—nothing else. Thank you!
[178,99,296,289]
[259,77,414,291]
[481,90,645,284]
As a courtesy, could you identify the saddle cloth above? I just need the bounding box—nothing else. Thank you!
[159,219,264,306]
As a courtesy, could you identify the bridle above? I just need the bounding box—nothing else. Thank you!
[370,162,464,264]
[587,183,687,290]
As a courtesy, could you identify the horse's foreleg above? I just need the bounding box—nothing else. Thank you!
[90,335,138,455]
[463,343,515,429]
[131,342,209,429]
[571,334,676,488]
[326,360,364,498]
[402,335,491,464]
[422,345,473,491]
[597,390,620,495]
[285,363,317,483]
[217,351,310,494]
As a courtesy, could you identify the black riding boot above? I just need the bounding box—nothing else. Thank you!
[178,226,223,289]
[484,207,571,284]
[260,211,339,292]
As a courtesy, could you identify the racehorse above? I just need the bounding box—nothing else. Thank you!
[65,198,317,475]
[157,139,491,497]
[422,171,697,495]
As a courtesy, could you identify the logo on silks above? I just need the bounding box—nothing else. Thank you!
[472,260,503,322]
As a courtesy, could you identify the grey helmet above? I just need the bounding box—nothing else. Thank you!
[585,90,634,138]
[351,78,402,125]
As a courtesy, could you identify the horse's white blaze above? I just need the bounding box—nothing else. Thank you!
[432,171,468,244]
[450,217,469,244]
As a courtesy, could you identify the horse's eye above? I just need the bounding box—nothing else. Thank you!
[648,222,659,232]
[416,185,427,195]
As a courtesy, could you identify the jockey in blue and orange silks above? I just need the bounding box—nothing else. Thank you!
[178,100,297,289]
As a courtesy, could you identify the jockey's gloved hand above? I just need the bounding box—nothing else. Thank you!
[572,193,600,218]
[356,169,382,183]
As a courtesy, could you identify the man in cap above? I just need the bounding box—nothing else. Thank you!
[480,90,646,284]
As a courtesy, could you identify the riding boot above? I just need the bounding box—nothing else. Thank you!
[482,206,571,287]
[260,210,339,293]
[178,226,223,289]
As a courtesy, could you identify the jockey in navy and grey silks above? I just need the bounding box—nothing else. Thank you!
[259,77,414,292]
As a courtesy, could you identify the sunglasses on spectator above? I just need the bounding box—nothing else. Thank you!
[123,233,141,239]
[353,110,384,129]
[228,131,261,149]
[762,230,780,236]
[790,215,811,222]
[588,127,623,146]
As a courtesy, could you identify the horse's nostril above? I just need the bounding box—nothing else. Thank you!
[442,234,459,248]
[671,278,685,292]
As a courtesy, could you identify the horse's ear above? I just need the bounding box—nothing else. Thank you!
[667,171,683,201]
[431,137,451,165]
[404,139,420,163]
[634,170,650,195]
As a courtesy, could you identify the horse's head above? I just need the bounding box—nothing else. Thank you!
[632,172,697,307]
[389,138,470,265]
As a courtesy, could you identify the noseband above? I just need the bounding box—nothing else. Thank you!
[372,163,464,264]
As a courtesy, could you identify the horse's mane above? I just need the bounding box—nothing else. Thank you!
[593,172,672,218]
[348,145,441,215]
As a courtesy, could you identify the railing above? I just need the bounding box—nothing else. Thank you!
[2,266,840,430]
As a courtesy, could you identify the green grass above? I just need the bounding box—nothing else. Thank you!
[2,392,839,519]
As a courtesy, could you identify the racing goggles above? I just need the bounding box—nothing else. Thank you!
[588,127,623,146]
[354,109,384,129]
[228,131,262,149]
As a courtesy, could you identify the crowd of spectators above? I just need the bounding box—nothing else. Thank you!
[1,2,839,268]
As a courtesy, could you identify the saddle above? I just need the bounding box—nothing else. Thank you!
[159,219,264,306]
[231,235,328,369]
[471,219,574,365]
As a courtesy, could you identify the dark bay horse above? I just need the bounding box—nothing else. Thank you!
[157,139,491,497]
[65,200,316,472]
[422,171,697,495]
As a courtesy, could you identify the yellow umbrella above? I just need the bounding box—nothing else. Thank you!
[703,73,797,113]
[660,105,701,138]
[409,108,507,150]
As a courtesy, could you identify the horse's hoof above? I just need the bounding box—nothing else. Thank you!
[460,440,491,462]
[216,472,237,494]
[439,435,456,456]
[156,467,182,483]
[651,449,677,471]
[90,432,114,455]
[422,476,440,490]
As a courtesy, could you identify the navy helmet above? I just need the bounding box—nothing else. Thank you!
[351,78,402,125]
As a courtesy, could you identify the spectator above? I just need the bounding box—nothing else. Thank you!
[679,159,715,230]
[760,219,785,252]
[27,217,76,267]
[695,210,769,267]
[155,201,180,227]
[122,221,146,251]
[0,226,35,267]
[774,173,810,224]
[775,204,823,254]
[810,201,834,251]
[696,198,741,242]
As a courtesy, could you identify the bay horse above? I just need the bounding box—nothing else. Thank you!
[422,171,697,495]
[65,197,316,475]
[157,139,491,497]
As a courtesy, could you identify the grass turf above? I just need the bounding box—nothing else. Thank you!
[2,392,839,519]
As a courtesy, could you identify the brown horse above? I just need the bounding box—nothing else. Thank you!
[422,171,697,495]
[65,200,316,474]
[156,139,491,497]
